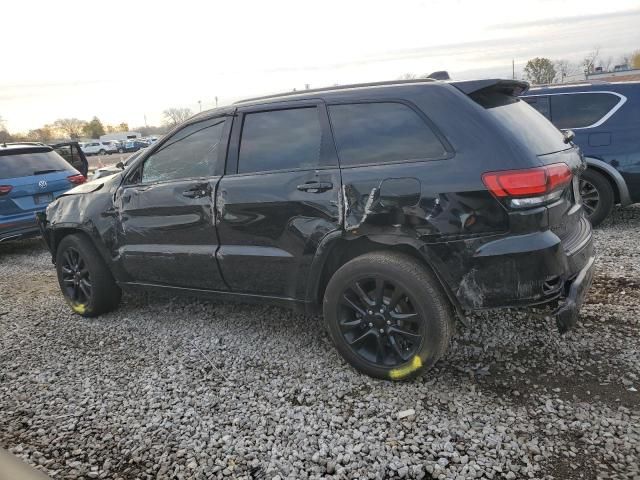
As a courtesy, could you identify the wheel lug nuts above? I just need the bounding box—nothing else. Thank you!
[368,322,373,327]
[379,308,384,313]
[368,310,373,315]
[386,320,391,325]
[379,328,384,333]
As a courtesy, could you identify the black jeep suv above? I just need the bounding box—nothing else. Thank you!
[38,78,595,380]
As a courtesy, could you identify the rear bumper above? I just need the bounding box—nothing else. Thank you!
[0,217,40,243]
[449,216,595,330]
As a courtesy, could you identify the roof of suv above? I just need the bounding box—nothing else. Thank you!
[0,142,52,156]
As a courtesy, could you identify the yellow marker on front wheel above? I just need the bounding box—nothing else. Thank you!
[389,355,423,380]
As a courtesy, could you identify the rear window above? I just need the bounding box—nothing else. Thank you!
[328,102,447,167]
[472,91,568,155]
[0,150,74,179]
[549,93,620,129]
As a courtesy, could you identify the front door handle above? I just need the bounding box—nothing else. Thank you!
[297,181,333,193]
[182,188,208,199]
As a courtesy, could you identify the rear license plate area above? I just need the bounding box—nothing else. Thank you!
[34,193,53,205]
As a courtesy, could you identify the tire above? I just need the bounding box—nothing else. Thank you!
[580,169,614,227]
[118,148,124,153]
[323,251,453,381]
[99,149,106,155]
[55,234,122,317]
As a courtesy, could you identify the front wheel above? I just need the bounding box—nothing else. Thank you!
[55,234,122,317]
[323,251,453,380]
[580,169,614,227]
[99,149,106,155]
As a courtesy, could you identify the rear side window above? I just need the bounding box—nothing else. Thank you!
[141,118,226,183]
[523,96,551,120]
[238,107,322,174]
[328,102,446,167]
[0,150,74,179]
[550,93,620,129]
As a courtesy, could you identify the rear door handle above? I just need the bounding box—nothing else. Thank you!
[297,182,333,193]
[182,188,208,199]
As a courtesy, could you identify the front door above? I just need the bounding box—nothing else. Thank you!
[115,116,230,290]
[216,101,342,300]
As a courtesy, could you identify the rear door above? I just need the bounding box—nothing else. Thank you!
[216,100,342,299]
[114,116,230,290]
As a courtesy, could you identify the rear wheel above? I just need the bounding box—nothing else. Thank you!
[55,234,121,317]
[323,251,453,380]
[580,169,614,227]
[99,149,106,155]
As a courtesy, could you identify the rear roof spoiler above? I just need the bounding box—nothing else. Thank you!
[451,79,530,96]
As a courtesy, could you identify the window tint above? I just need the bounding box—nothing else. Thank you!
[0,150,74,179]
[550,93,619,129]
[141,118,225,183]
[523,96,551,119]
[238,107,322,173]
[328,102,446,167]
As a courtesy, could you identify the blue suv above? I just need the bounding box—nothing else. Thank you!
[522,81,640,226]
[0,143,86,243]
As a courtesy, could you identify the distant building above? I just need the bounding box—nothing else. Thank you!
[100,131,142,142]
[587,67,640,82]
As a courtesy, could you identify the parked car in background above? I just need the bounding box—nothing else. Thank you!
[1,143,85,242]
[38,78,594,380]
[82,141,117,156]
[91,150,145,180]
[50,141,89,176]
[116,140,148,153]
[522,81,640,226]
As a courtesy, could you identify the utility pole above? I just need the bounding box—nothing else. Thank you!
[512,59,515,80]
[215,96,218,107]
[198,100,202,112]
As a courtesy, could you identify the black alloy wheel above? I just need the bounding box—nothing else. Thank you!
[60,246,92,305]
[338,277,423,367]
[323,251,453,380]
[578,169,614,227]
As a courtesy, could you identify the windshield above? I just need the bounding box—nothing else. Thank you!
[471,91,569,156]
[0,150,75,179]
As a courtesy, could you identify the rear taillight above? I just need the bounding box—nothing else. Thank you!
[67,174,86,185]
[482,163,572,208]
[0,185,12,196]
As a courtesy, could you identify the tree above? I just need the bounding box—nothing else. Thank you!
[601,56,613,72]
[82,116,105,139]
[583,47,600,75]
[53,118,86,139]
[0,115,6,132]
[162,107,193,127]
[27,127,54,142]
[554,60,579,83]
[632,50,640,69]
[523,57,556,85]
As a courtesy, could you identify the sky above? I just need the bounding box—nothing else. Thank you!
[1,0,639,132]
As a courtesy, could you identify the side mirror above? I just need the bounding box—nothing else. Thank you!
[116,161,125,170]
[562,129,575,144]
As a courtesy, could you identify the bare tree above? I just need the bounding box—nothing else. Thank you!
[601,56,613,72]
[53,118,86,139]
[554,60,580,83]
[583,46,600,76]
[27,127,54,142]
[162,108,193,128]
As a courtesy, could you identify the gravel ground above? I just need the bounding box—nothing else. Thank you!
[1,206,638,480]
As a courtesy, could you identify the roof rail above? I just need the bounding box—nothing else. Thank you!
[235,78,437,104]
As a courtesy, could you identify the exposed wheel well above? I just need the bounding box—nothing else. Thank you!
[315,237,457,311]
[51,228,90,261]
[586,165,620,204]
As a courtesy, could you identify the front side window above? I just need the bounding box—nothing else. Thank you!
[238,107,322,174]
[550,93,620,129]
[328,102,446,167]
[141,117,226,183]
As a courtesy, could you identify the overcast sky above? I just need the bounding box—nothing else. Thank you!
[1,0,639,132]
